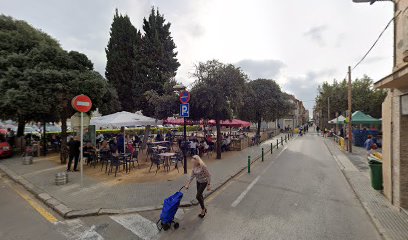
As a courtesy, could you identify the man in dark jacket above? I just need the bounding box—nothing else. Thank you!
[67,136,80,172]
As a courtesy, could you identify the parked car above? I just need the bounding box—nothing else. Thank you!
[0,129,13,158]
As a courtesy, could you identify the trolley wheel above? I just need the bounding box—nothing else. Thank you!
[174,222,180,229]
[162,223,170,231]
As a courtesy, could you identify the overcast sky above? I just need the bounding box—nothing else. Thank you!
[1,0,395,112]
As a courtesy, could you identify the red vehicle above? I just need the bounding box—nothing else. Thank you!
[0,130,13,158]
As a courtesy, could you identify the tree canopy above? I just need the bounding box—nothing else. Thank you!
[190,60,248,159]
[314,75,386,128]
[0,15,119,162]
[239,79,293,135]
[105,9,142,112]
[140,7,180,116]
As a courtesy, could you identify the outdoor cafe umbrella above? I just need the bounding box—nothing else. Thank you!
[91,111,162,153]
[90,111,162,129]
[163,117,196,126]
[328,115,345,124]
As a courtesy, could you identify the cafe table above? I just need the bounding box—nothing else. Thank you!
[158,152,176,172]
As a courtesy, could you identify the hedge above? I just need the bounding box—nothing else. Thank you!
[44,126,200,137]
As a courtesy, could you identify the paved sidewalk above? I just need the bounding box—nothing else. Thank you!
[0,133,292,218]
[324,138,408,240]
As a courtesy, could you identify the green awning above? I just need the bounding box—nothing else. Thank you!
[351,111,382,125]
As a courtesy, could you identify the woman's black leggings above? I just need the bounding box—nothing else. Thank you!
[196,181,208,210]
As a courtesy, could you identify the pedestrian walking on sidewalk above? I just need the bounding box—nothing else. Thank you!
[67,136,80,172]
[185,155,211,218]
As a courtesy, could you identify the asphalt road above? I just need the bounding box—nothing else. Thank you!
[0,172,65,240]
[159,133,382,240]
[0,133,382,240]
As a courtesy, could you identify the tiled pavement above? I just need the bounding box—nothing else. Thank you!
[324,137,408,240]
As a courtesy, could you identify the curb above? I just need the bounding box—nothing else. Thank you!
[0,134,293,219]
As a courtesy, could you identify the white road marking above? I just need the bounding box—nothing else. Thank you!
[231,144,290,208]
[110,213,159,240]
[55,219,104,240]
[231,176,260,207]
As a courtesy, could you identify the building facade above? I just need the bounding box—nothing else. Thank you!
[374,0,408,211]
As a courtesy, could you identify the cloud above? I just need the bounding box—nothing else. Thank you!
[235,59,286,80]
[359,55,388,64]
[283,69,337,111]
[304,25,328,47]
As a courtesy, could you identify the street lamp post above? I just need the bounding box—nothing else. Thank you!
[173,84,188,174]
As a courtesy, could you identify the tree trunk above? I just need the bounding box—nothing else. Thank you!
[42,120,47,156]
[17,118,25,137]
[257,119,262,137]
[216,119,222,159]
[60,116,68,164]
[142,125,151,150]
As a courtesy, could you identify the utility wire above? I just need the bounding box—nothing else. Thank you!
[352,6,407,71]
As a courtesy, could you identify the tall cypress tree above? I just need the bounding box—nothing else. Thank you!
[141,7,180,116]
[105,9,142,112]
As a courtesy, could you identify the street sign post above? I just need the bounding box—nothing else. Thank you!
[71,95,92,186]
[180,104,189,118]
[179,90,190,174]
[179,91,190,104]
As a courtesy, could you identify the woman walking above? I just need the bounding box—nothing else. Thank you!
[185,155,211,218]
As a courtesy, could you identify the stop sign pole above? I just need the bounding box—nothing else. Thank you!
[71,95,92,186]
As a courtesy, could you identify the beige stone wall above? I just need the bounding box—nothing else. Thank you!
[382,92,393,202]
[395,0,408,70]
[386,88,408,209]
[396,88,408,209]
[392,89,401,207]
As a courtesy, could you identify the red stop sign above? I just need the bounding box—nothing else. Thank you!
[71,95,92,113]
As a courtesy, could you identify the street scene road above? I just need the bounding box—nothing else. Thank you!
[0,173,65,240]
[2,1,408,239]
[159,133,381,240]
[0,133,382,240]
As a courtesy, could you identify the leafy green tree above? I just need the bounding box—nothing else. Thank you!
[239,79,293,136]
[0,15,62,136]
[0,15,120,163]
[190,60,248,159]
[314,75,386,129]
[145,79,179,120]
[105,9,143,112]
[141,7,180,116]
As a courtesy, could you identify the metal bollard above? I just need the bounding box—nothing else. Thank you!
[248,156,251,173]
[276,139,279,149]
[55,172,68,185]
[262,148,264,162]
[281,137,284,145]
[271,143,273,154]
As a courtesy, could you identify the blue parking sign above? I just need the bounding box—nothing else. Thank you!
[180,104,189,117]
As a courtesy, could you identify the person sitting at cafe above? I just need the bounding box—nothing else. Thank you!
[189,139,198,155]
[165,131,172,141]
[83,142,96,164]
[221,135,231,152]
[189,133,197,141]
[198,140,209,156]
[109,138,118,154]
[155,131,163,141]
[205,135,215,151]
[99,140,110,151]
